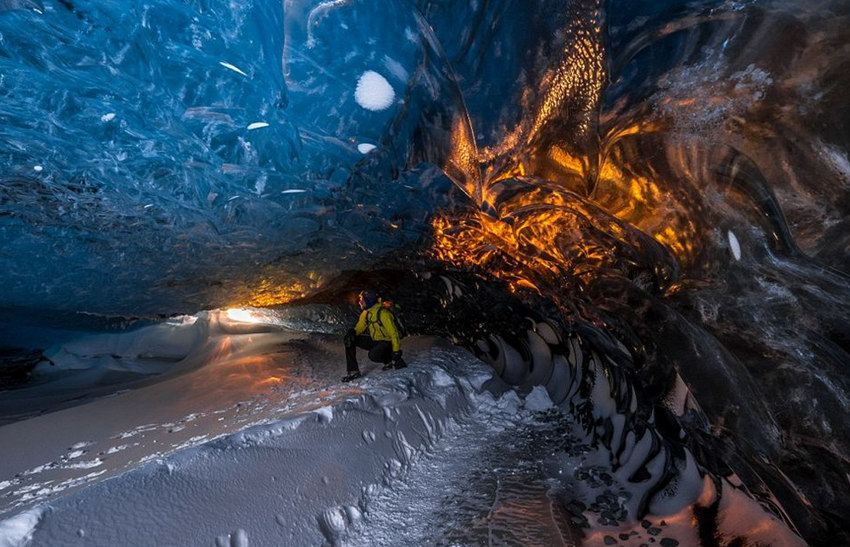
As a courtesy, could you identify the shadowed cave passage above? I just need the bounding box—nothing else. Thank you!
[1,0,850,544]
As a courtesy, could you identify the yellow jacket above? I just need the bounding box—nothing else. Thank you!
[354,303,401,352]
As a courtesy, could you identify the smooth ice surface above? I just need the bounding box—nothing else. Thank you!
[728,230,742,261]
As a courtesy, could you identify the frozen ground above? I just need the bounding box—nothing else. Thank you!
[0,309,801,546]
[0,310,572,546]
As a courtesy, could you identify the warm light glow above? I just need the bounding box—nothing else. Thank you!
[528,27,604,143]
[425,9,701,303]
[225,308,266,323]
[445,115,484,205]
[257,376,283,385]
[239,271,324,308]
[595,153,699,266]
[430,147,698,300]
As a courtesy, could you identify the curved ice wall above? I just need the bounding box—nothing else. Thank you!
[2,0,850,543]
[0,0,474,312]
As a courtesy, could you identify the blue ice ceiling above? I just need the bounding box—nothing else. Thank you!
[1,0,849,323]
[0,0,478,313]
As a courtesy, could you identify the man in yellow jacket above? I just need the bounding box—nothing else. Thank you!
[342,290,406,382]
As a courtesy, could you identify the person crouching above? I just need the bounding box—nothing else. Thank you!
[342,290,406,382]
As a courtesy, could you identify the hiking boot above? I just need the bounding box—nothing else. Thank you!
[381,363,394,371]
[341,371,361,382]
[393,358,407,369]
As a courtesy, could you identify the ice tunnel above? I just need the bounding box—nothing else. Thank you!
[1,0,850,545]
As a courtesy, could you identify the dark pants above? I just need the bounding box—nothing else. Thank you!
[344,329,392,372]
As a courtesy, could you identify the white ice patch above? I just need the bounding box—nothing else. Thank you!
[354,71,395,112]
[728,230,741,261]
[32,165,42,172]
[100,112,116,122]
[313,406,333,423]
[404,27,418,44]
[219,61,248,77]
[228,417,308,448]
[0,506,44,547]
[247,122,269,131]
[429,368,456,388]
[106,445,130,455]
[464,369,493,391]
[357,143,377,154]
[524,385,554,412]
[215,528,248,547]
[64,459,103,470]
[318,506,360,544]
[41,311,214,372]
[493,390,521,415]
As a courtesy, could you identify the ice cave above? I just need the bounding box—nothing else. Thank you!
[1,0,849,545]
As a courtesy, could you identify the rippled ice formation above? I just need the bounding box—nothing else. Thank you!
[1,0,850,544]
[0,0,475,312]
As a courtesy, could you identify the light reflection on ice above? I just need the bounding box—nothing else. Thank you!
[224,308,267,324]
[728,229,742,261]
[218,61,248,77]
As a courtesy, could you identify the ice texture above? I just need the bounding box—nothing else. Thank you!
[1,0,849,544]
[0,507,43,547]
[0,0,473,314]
[354,71,396,111]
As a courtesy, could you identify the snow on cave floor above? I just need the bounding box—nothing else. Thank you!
[346,396,581,547]
[0,315,709,547]
[0,324,593,547]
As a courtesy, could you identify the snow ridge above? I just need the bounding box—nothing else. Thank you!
[0,351,505,546]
